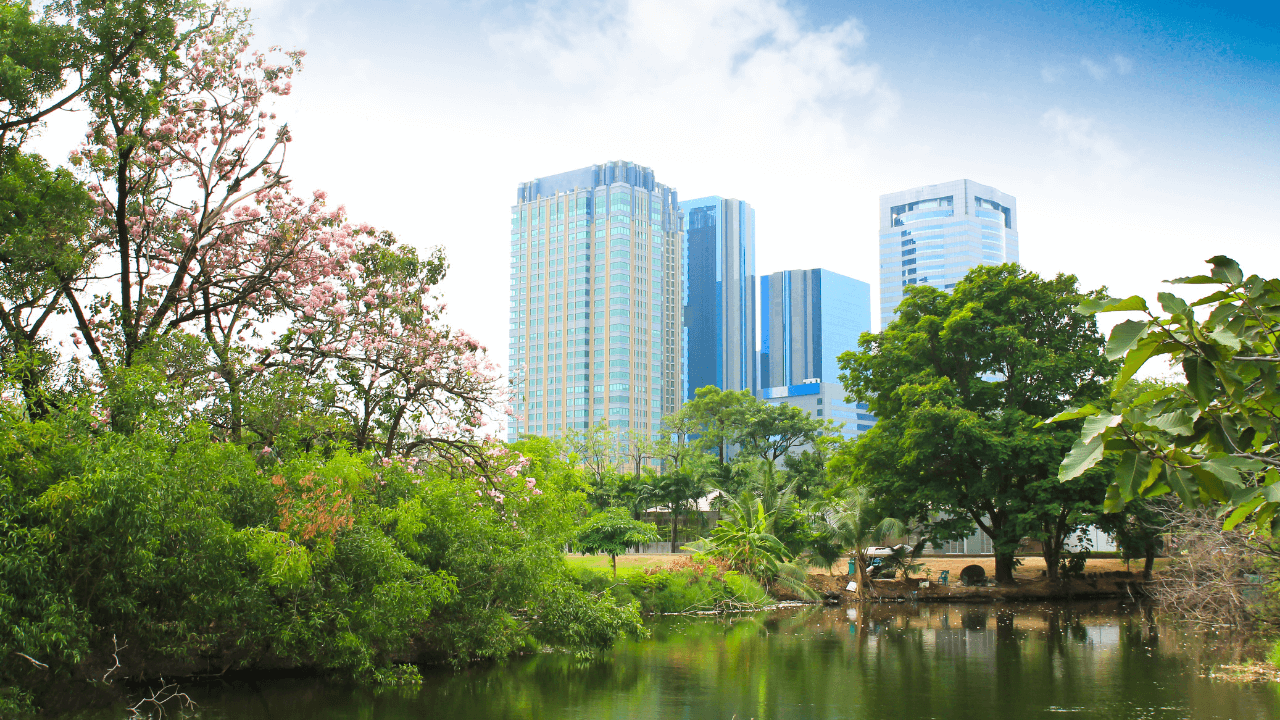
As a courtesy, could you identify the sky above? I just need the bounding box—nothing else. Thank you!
[36,0,1280,379]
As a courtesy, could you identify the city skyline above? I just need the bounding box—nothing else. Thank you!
[97,0,1274,394]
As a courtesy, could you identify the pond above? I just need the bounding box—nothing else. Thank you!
[87,601,1279,719]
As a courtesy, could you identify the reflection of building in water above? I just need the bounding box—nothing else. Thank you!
[1084,625,1121,647]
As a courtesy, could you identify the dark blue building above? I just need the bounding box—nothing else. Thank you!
[679,196,756,401]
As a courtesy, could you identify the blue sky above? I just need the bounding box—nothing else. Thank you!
[148,0,1279,371]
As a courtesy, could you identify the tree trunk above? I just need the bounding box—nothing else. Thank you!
[1143,546,1155,582]
[855,551,873,599]
[611,553,618,579]
[993,552,1017,584]
[670,510,679,553]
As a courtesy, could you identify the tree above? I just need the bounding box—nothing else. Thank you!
[808,486,905,595]
[737,399,826,464]
[572,509,661,578]
[637,469,709,552]
[836,264,1115,583]
[1052,256,1280,535]
[0,0,196,414]
[685,385,754,462]
[272,238,502,460]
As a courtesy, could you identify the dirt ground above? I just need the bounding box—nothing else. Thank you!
[821,555,1169,581]
[568,553,1167,580]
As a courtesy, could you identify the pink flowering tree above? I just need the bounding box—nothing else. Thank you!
[65,7,358,377]
[272,237,505,462]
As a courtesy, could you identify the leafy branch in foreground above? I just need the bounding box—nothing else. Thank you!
[1051,256,1280,533]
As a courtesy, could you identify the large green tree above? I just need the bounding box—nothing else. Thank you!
[835,264,1115,583]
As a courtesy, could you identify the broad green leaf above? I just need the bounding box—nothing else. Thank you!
[1145,408,1196,436]
[1224,497,1264,531]
[1169,275,1218,285]
[1105,320,1149,360]
[1076,295,1148,316]
[1208,255,1243,285]
[1128,385,1179,407]
[1059,435,1105,482]
[1198,456,1247,491]
[1182,357,1216,409]
[1140,482,1171,499]
[1206,301,1240,324]
[1044,404,1099,424]
[1189,466,1229,503]
[1164,466,1198,506]
[1158,292,1192,320]
[1113,339,1178,392]
[1080,413,1122,444]
[1262,484,1280,504]
[1114,451,1152,501]
[1103,483,1126,514]
[1207,326,1242,352]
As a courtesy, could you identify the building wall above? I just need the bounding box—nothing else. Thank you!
[507,161,685,440]
[680,197,756,400]
[760,268,870,388]
[758,381,877,444]
[878,179,1019,329]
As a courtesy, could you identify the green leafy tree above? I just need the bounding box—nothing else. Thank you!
[836,264,1115,583]
[1051,255,1280,534]
[737,399,826,464]
[572,508,661,578]
[637,469,709,552]
[808,486,905,595]
[686,385,755,462]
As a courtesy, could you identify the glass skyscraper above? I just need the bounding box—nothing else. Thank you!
[759,268,876,440]
[878,179,1019,329]
[507,161,685,440]
[680,196,756,401]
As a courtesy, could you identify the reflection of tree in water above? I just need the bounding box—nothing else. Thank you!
[186,603,1280,720]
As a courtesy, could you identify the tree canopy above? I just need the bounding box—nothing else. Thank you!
[835,264,1115,582]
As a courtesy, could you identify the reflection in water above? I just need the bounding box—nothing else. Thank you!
[91,602,1279,720]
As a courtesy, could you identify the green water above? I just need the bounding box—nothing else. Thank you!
[100,602,1280,719]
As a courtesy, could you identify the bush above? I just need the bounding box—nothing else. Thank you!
[0,402,643,710]
[570,563,771,615]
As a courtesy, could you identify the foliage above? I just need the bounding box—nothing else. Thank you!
[0,3,636,713]
[1050,256,1280,534]
[808,485,905,595]
[836,264,1116,583]
[571,508,661,578]
[570,564,771,615]
[697,475,817,600]
[0,387,643,711]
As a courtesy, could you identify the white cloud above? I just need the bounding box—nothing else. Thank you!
[1113,54,1134,74]
[491,0,898,130]
[1040,65,1065,83]
[1080,57,1109,81]
[1041,107,1132,175]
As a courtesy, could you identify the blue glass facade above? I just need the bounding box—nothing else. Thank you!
[878,179,1019,329]
[680,196,756,400]
[759,268,874,442]
[760,268,870,388]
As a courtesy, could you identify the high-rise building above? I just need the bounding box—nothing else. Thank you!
[680,196,756,401]
[878,179,1019,329]
[507,161,685,440]
[759,268,876,441]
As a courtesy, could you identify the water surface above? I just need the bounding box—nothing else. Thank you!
[99,602,1280,719]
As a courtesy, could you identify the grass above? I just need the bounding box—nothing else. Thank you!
[564,553,672,573]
